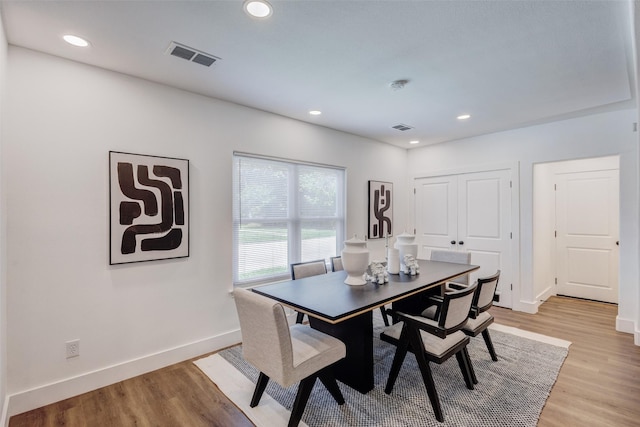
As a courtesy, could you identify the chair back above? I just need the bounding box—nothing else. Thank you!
[291,259,327,279]
[430,250,471,285]
[233,288,292,380]
[438,283,477,332]
[473,270,501,313]
[330,256,343,272]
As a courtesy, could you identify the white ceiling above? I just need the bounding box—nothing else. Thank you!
[0,0,636,148]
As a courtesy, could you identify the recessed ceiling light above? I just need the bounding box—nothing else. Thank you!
[243,0,273,18]
[63,34,90,47]
[309,110,322,116]
[409,140,420,145]
[457,114,471,120]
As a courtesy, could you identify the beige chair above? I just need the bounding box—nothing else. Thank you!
[331,255,390,326]
[234,288,346,427]
[329,256,343,272]
[429,249,471,286]
[291,259,328,323]
[381,284,477,422]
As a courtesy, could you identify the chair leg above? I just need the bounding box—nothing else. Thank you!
[296,312,305,324]
[250,372,270,407]
[318,368,345,405]
[408,327,444,422]
[380,306,390,326]
[384,324,411,394]
[455,349,475,390]
[482,329,498,361]
[289,376,317,427]
[463,347,478,385]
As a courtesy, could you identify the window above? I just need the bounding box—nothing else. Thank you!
[233,153,345,285]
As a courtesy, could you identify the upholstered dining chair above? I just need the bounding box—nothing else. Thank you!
[381,283,477,422]
[331,255,390,326]
[291,259,328,323]
[233,288,347,427]
[429,249,471,286]
[329,256,343,272]
[421,271,501,384]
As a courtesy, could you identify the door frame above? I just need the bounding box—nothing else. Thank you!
[409,161,520,309]
[533,156,620,304]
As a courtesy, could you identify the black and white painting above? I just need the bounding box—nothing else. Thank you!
[109,151,189,264]
[368,180,393,239]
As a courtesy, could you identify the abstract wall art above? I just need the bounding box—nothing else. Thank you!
[109,151,189,264]
[368,180,393,239]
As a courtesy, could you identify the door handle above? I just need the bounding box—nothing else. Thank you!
[450,240,456,245]
[616,241,619,246]
[458,241,464,245]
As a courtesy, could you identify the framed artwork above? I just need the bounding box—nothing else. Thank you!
[368,180,393,239]
[109,151,189,265]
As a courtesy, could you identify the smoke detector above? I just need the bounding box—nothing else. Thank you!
[389,79,409,91]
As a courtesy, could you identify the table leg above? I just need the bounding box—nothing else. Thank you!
[309,311,374,394]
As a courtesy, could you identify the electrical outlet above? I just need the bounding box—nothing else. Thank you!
[66,339,80,359]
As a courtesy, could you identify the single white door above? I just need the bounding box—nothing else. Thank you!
[415,169,513,308]
[555,169,619,303]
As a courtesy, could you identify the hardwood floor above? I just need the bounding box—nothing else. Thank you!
[9,296,640,426]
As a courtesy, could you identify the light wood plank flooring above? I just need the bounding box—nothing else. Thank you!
[9,296,640,426]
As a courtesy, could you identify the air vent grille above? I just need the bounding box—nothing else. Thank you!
[166,41,220,67]
[392,124,413,131]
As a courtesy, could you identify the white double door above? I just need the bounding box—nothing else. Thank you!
[415,169,512,307]
[555,169,619,303]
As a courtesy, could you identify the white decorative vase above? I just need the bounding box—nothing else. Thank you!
[341,235,369,286]
[395,231,418,272]
[387,247,400,274]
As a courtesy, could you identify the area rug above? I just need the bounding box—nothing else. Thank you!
[195,314,570,427]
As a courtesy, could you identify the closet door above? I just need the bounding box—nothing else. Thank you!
[415,169,512,308]
[457,170,512,307]
[415,175,457,257]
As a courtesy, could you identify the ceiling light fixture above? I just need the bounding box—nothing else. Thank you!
[409,140,420,145]
[63,34,90,47]
[457,114,471,120]
[243,0,273,18]
[309,110,322,116]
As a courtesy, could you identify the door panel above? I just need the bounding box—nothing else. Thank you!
[415,176,457,258]
[556,169,619,303]
[415,169,512,308]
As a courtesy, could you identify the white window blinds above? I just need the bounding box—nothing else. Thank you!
[232,154,345,285]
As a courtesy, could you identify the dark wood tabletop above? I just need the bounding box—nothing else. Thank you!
[253,259,479,324]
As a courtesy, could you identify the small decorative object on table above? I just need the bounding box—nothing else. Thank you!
[395,231,418,272]
[341,235,370,286]
[367,261,389,284]
[402,254,420,276]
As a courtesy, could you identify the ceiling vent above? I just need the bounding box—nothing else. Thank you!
[166,41,220,67]
[392,123,413,131]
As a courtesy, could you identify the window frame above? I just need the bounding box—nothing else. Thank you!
[232,152,346,286]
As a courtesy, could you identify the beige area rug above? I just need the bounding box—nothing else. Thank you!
[195,318,570,427]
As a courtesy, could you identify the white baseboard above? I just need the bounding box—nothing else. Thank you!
[616,315,636,334]
[6,329,242,419]
[514,298,539,314]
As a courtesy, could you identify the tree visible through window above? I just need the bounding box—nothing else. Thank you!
[233,154,345,285]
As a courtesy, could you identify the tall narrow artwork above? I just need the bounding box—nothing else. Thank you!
[368,180,393,239]
[109,151,189,265]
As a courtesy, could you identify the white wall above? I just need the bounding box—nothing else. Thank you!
[2,47,409,415]
[407,109,639,334]
[0,7,8,426]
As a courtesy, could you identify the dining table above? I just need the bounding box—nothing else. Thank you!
[252,259,479,394]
